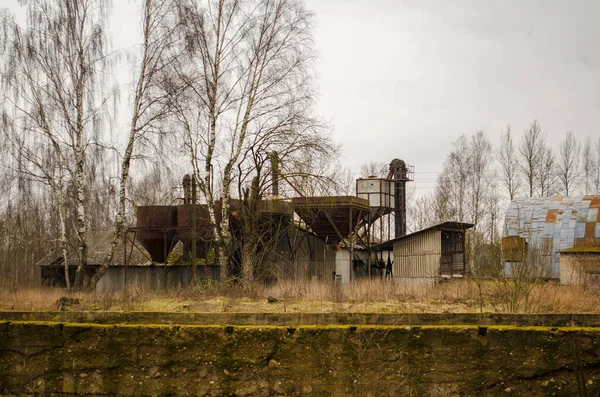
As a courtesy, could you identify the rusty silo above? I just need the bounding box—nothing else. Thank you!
[136,205,178,263]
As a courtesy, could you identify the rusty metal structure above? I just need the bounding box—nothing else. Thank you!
[503,196,600,277]
[38,157,418,288]
[36,155,500,288]
[128,159,416,281]
[291,196,370,243]
[135,206,178,263]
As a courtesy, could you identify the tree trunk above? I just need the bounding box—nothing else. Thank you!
[89,136,135,289]
[53,183,71,292]
[73,145,87,289]
[241,242,255,285]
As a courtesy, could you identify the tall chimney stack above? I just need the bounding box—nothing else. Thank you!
[389,159,408,238]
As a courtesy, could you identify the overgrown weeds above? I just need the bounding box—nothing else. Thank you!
[2,278,600,314]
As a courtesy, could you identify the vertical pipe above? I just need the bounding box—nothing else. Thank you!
[394,180,406,238]
[390,159,407,239]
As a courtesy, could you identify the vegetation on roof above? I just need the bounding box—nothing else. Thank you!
[562,246,600,253]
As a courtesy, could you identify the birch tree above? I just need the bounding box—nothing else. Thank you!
[1,0,115,289]
[175,0,321,281]
[89,0,184,289]
[557,131,580,196]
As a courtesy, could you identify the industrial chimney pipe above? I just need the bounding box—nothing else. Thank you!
[389,159,408,239]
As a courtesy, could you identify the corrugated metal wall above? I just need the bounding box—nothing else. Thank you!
[267,227,337,281]
[393,230,441,278]
[504,196,600,277]
[265,227,372,283]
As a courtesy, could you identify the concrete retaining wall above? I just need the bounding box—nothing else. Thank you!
[3,311,600,327]
[2,321,600,396]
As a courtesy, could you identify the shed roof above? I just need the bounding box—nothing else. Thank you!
[372,221,474,250]
[37,230,152,267]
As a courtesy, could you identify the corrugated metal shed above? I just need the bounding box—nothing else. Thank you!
[503,196,600,277]
[373,222,473,282]
[394,229,441,279]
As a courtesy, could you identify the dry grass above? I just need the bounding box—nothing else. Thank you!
[2,279,600,314]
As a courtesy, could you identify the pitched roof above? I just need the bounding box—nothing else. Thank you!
[37,230,152,266]
[371,221,474,250]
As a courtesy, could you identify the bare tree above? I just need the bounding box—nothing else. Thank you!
[89,0,184,289]
[233,124,336,285]
[1,0,115,289]
[484,181,502,243]
[519,119,545,197]
[435,132,491,229]
[274,154,343,198]
[497,123,520,200]
[581,136,593,194]
[409,194,434,232]
[538,145,557,197]
[359,161,387,178]
[431,178,455,224]
[175,0,322,281]
[0,153,56,288]
[468,131,492,230]
[440,135,470,222]
[557,131,580,196]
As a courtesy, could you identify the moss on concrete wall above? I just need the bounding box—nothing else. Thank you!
[2,321,600,396]
[4,311,600,327]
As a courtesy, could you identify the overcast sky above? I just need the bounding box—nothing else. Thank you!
[5,1,600,192]
[304,0,600,191]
